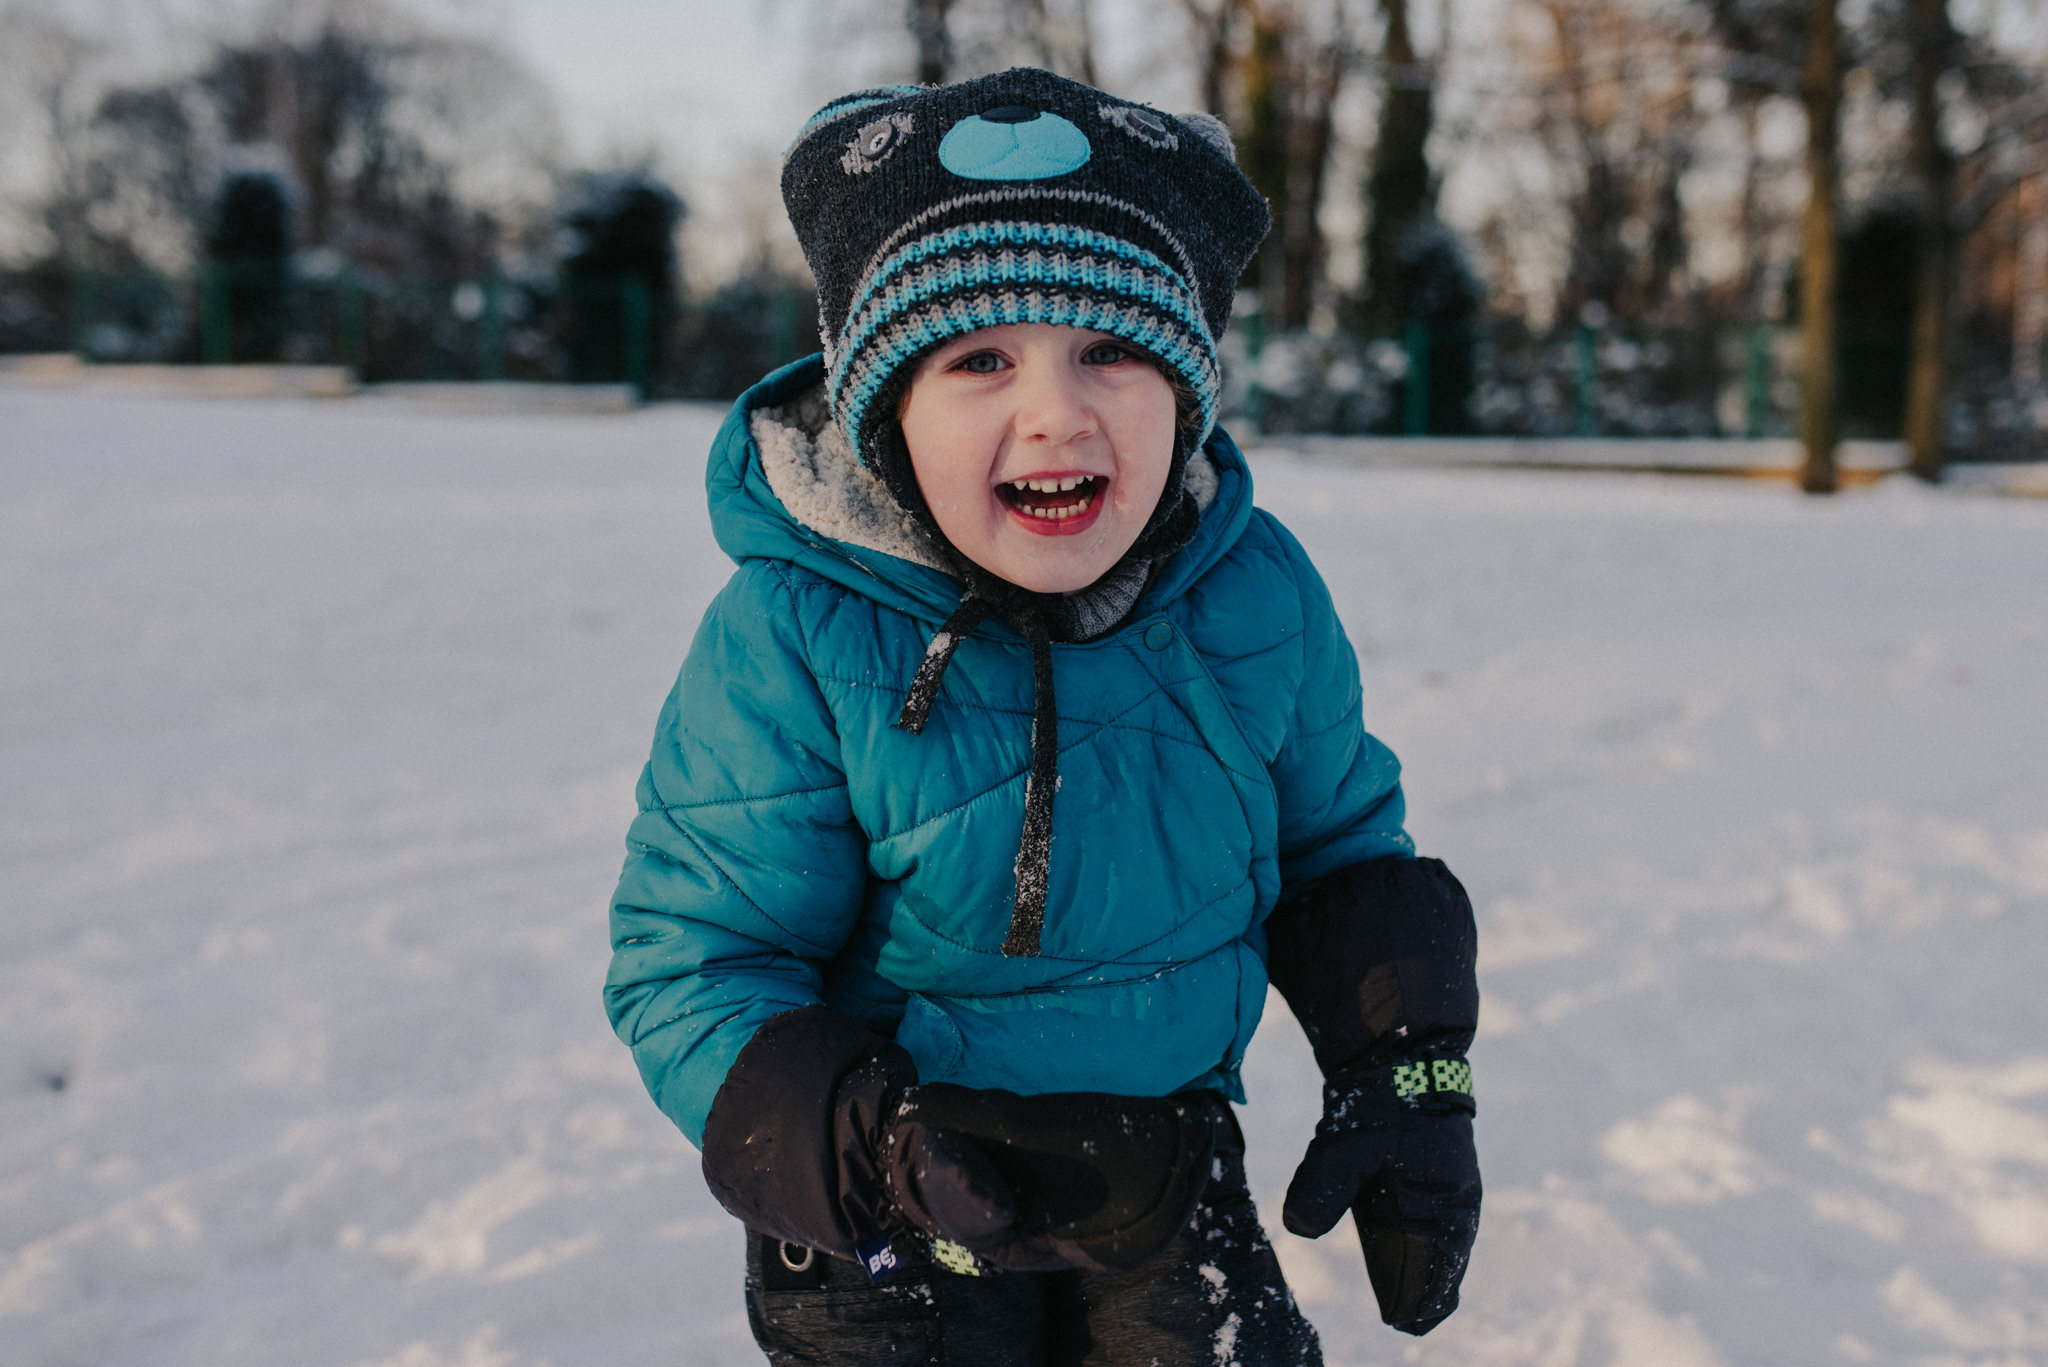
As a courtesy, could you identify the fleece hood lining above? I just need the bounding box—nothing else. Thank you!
[751,382,948,573]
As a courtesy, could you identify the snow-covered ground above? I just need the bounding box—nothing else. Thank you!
[3,385,2044,1367]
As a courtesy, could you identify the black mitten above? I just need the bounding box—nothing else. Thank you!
[892,1082,1223,1272]
[701,1005,1219,1275]
[1266,857,1482,1335]
[700,1004,944,1259]
[1283,1065,1478,1333]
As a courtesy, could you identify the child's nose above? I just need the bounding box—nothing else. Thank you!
[1013,366,1096,445]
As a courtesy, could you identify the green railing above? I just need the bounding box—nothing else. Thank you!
[11,262,2043,453]
[42,265,679,395]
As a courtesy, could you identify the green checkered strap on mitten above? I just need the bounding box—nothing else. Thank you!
[1390,1057,1476,1114]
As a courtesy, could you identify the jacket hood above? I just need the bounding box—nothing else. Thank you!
[704,353,1255,627]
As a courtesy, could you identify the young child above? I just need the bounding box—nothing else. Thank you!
[606,67,1481,1366]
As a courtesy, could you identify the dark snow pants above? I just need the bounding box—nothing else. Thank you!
[742,1113,1323,1367]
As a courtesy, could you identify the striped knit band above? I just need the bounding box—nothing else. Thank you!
[828,217,1218,463]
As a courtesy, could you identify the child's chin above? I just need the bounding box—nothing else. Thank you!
[985,546,1121,595]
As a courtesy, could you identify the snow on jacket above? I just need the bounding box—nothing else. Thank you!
[605,355,1414,1147]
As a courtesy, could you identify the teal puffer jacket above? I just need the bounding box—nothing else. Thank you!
[606,357,1413,1146]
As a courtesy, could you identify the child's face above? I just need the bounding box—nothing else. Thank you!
[898,323,1178,595]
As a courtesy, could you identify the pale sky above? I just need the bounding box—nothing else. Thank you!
[492,0,824,168]
[482,0,852,282]
[483,0,1203,282]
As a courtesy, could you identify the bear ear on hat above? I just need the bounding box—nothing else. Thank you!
[1174,111,1239,164]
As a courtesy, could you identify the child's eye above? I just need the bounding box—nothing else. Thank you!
[953,351,1009,374]
[1081,342,1132,366]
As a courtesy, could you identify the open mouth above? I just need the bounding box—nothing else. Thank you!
[997,473,1103,522]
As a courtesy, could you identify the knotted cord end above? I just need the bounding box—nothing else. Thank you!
[894,597,994,734]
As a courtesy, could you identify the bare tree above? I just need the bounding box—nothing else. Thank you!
[1512,0,1713,323]
[1280,11,1350,327]
[1181,0,1249,115]
[68,12,561,279]
[874,0,1106,89]
[910,0,959,82]
[0,3,106,265]
[1797,0,1841,492]
[1361,0,1434,331]
[1008,0,1099,83]
[2015,171,2047,397]
[1179,0,1357,329]
[1899,0,1960,481]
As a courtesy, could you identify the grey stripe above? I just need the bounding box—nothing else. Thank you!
[839,246,1205,376]
[849,187,1207,329]
[833,293,1217,450]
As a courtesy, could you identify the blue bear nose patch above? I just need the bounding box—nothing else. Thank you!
[939,108,1091,180]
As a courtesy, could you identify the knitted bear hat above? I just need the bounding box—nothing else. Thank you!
[780,67,1269,524]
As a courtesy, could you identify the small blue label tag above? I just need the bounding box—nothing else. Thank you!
[855,1234,901,1283]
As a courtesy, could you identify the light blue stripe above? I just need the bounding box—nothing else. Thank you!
[843,251,1203,367]
[846,295,1217,420]
[836,246,1211,394]
[836,295,1218,460]
[844,220,1200,347]
[840,290,1216,427]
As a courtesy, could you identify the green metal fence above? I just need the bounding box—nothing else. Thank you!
[6,262,2042,454]
[30,266,698,397]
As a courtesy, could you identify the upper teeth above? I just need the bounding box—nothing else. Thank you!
[1011,476,1091,493]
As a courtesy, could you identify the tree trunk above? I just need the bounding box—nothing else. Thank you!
[908,0,955,85]
[1072,0,1099,85]
[1180,0,1241,119]
[1012,0,1097,82]
[1736,100,1767,315]
[1362,0,1434,333]
[1280,46,1345,329]
[1644,140,1692,319]
[1901,0,1958,483]
[1238,9,1290,301]
[2014,173,2047,396]
[1798,0,1841,494]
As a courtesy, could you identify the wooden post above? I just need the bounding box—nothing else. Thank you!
[1798,0,1842,494]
